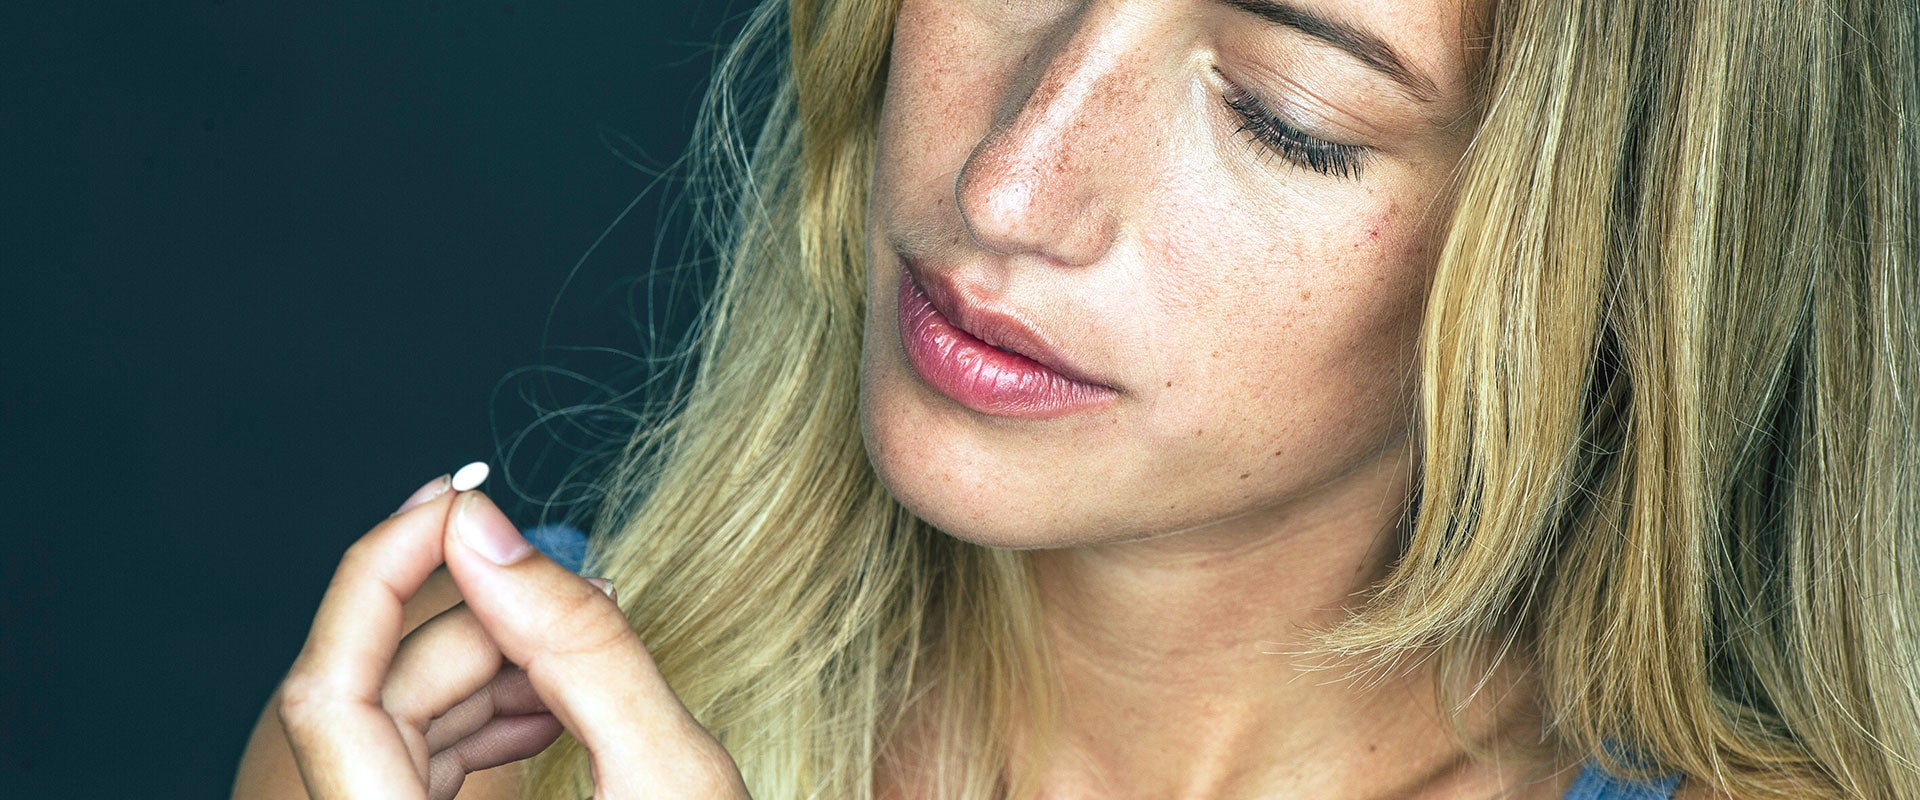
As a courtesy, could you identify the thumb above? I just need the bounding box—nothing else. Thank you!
[440,491,740,795]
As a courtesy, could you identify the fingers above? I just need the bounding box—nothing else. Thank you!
[442,491,748,797]
[277,476,456,799]
[421,663,549,752]
[383,602,512,744]
[378,600,544,777]
[291,478,454,704]
[385,601,565,799]
[425,711,566,800]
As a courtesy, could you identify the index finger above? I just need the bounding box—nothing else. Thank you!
[442,491,739,791]
[283,476,455,707]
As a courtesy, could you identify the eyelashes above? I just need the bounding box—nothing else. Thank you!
[1221,85,1367,181]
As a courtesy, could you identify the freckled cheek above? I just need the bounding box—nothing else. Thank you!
[1141,217,1431,424]
[1340,212,1440,364]
[877,10,1035,187]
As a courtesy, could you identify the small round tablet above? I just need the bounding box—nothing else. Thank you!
[451,461,490,491]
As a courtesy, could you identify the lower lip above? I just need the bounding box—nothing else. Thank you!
[897,267,1117,419]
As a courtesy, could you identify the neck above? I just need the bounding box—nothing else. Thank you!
[1014,442,1569,799]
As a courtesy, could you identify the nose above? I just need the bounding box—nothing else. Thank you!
[954,9,1137,267]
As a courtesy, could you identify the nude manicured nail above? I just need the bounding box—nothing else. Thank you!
[454,490,532,566]
[586,577,616,601]
[391,474,451,516]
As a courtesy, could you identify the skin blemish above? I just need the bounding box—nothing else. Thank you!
[1239,472,1251,480]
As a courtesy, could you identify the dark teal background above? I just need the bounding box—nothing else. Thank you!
[2,2,748,795]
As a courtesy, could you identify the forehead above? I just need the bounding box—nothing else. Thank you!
[1213,0,1487,103]
[902,0,1490,108]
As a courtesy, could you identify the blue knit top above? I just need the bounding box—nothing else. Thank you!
[524,524,1680,800]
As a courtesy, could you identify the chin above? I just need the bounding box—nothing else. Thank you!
[860,428,1067,551]
[857,392,1111,552]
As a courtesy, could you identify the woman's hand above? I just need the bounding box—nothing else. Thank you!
[274,474,750,800]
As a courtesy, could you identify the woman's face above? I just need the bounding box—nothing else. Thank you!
[860,0,1480,548]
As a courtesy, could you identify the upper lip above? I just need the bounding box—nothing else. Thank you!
[905,257,1114,390]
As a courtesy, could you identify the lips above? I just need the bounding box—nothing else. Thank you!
[896,262,1117,419]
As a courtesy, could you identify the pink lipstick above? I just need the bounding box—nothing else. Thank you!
[897,265,1117,418]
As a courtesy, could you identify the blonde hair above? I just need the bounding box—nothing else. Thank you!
[521,0,1919,797]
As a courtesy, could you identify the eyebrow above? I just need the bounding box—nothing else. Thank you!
[1215,0,1440,103]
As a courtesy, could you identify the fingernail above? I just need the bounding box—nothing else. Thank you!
[454,491,532,566]
[585,577,616,601]
[391,474,451,517]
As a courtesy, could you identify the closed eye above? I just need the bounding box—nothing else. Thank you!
[1221,83,1367,180]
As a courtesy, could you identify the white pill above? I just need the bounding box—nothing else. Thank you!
[451,461,490,491]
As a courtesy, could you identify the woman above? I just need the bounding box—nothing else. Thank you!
[232,0,1920,797]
